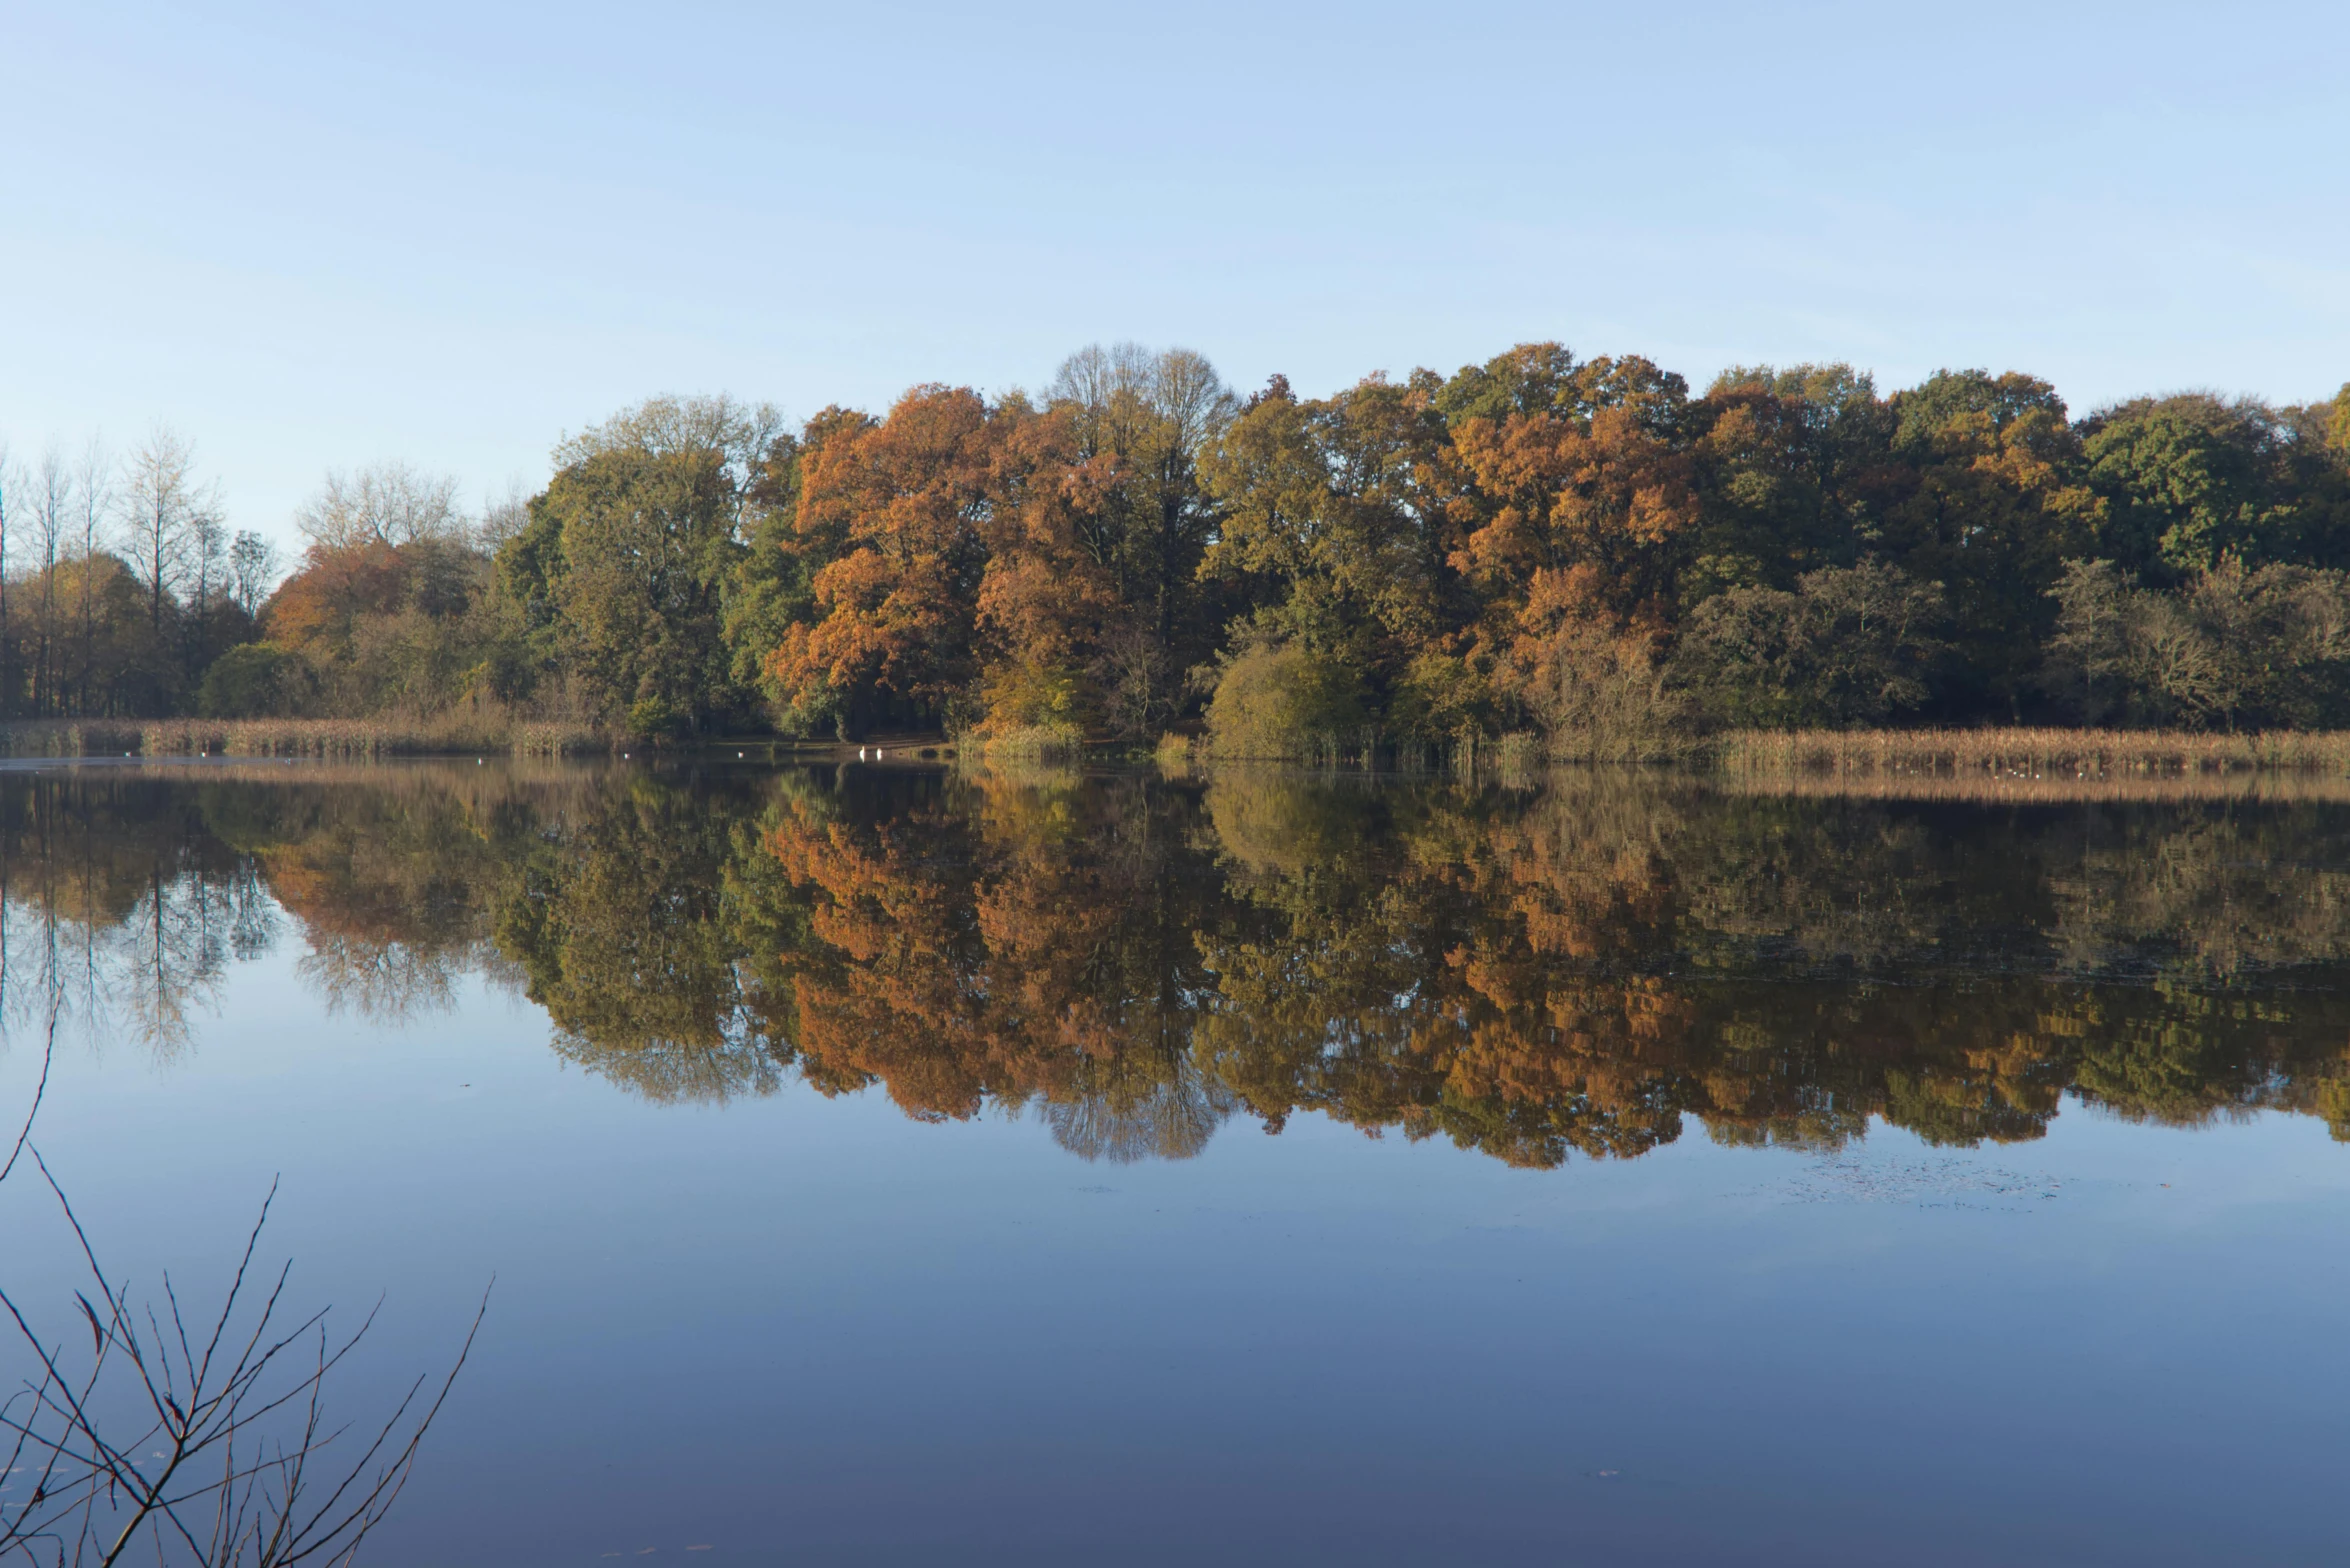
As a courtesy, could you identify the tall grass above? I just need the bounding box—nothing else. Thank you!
[974,722,1087,763]
[0,716,608,760]
[1717,727,2350,780]
[0,720,146,758]
[508,720,605,758]
[1719,769,2350,804]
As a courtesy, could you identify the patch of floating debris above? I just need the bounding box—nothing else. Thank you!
[1780,1154,2062,1211]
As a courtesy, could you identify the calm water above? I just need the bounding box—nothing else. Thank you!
[3,760,2348,1565]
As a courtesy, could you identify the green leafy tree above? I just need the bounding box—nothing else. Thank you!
[1046,344,1238,732]
[2083,393,2291,579]
[1198,370,1466,737]
[1684,363,1892,600]
[501,395,782,732]
[1675,560,1949,726]
[1876,369,2100,715]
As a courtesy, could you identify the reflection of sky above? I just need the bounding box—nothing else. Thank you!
[4,936,2347,1566]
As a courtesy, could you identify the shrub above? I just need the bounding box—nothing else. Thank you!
[1202,643,1368,761]
[980,656,1091,736]
[979,722,1086,762]
[625,695,685,743]
[197,643,314,718]
[1511,620,1693,759]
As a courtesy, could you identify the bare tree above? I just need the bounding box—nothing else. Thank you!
[116,430,219,636]
[73,442,111,716]
[26,450,73,718]
[190,512,229,621]
[0,438,16,720]
[293,465,462,553]
[1047,344,1237,731]
[472,482,532,553]
[228,534,281,620]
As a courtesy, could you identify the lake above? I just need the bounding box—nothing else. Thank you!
[3,758,2347,1566]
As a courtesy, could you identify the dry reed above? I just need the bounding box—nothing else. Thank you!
[0,716,609,760]
[1717,727,2350,781]
[975,722,1087,763]
[0,719,147,757]
[1718,770,2350,805]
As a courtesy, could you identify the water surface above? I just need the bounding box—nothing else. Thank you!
[2,760,2346,1565]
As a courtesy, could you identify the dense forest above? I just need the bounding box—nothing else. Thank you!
[8,345,2350,752]
[5,765,2350,1164]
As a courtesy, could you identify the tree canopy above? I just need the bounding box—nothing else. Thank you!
[8,356,2350,742]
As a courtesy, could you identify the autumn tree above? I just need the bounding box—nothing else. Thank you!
[763,387,1005,737]
[1438,345,1700,741]
[265,463,490,715]
[971,402,1122,738]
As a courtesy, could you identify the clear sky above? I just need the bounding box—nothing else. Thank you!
[5,0,2346,548]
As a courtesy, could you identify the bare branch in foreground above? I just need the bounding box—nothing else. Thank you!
[0,1160,488,1568]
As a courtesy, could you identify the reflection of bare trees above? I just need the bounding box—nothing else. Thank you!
[116,869,235,1055]
[1,865,237,1057]
[1040,1057,1237,1164]
[297,936,468,1023]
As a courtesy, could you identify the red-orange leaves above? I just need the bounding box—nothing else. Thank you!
[1451,383,1698,614]
[765,386,1003,727]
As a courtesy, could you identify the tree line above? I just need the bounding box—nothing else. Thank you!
[9,346,2350,747]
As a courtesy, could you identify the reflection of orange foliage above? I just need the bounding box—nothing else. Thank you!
[763,778,1189,1120]
[1433,980,1694,1106]
[764,804,992,1116]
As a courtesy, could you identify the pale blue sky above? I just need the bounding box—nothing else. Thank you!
[5,0,2346,547]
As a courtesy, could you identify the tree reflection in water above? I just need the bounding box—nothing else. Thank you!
[6,759,2350,1162]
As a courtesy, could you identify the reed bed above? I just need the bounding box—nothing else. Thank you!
[1718,728,2350,781]
[508,720,606,758]
[0,716,610,760]
[0,720,148,757]
[971,723,1086,763]
[1718,770,2350,805]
